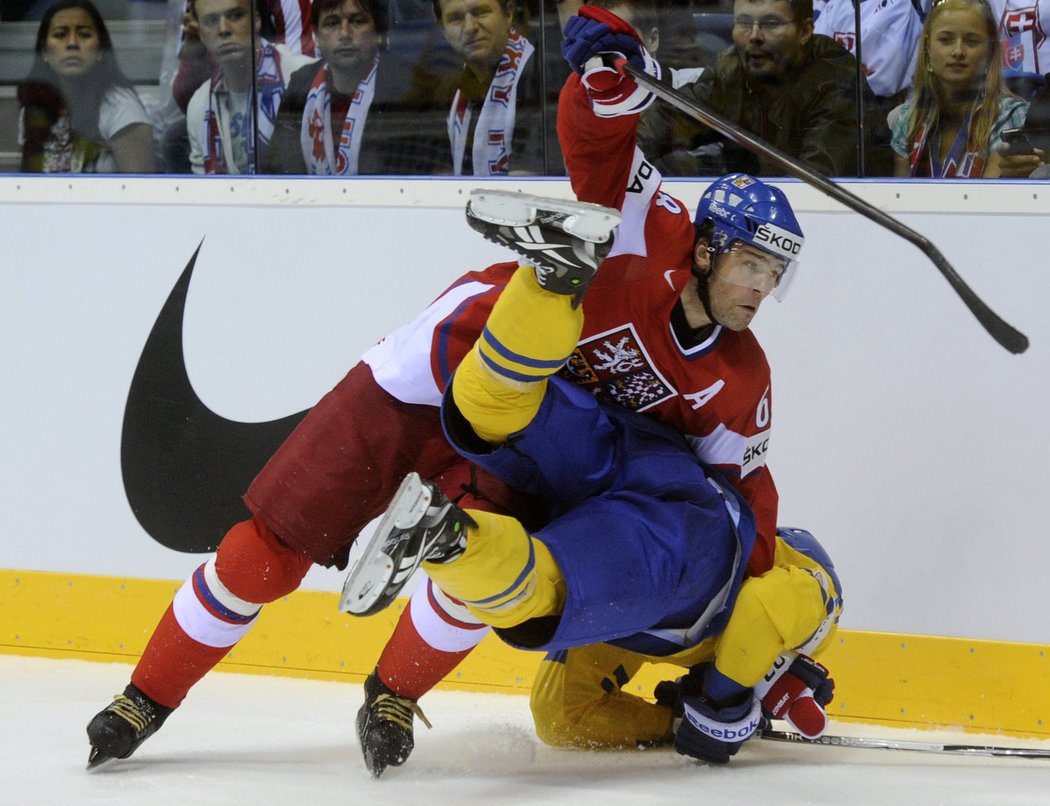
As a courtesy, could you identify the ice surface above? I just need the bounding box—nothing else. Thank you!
[6,655,1048,805]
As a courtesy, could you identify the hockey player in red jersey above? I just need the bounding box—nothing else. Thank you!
[355,4,826,773]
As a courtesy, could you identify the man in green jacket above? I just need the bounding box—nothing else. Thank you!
[638,0,893,177]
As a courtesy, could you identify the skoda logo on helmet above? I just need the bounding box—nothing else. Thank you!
[753,222,803,259]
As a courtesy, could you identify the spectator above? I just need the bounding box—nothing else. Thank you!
[172,0,317,115]
[267,0,434,174]
[423,0,558,175]
[658,3,722,71]
[17,0,156,172]
[638,0,894,177]
[814,0,930,108]
[186,0,315,174]
[890,0,1028,178]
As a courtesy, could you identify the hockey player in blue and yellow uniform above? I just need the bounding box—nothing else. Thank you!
[342,181,843,765]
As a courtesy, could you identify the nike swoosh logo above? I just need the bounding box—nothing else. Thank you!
[664,269,676,289]
[121,241,307,553]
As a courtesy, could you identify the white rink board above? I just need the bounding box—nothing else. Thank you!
[1,176,1047,644]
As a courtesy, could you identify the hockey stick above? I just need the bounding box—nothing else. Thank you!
[622,63,1030,355]
[760,728,1050,759]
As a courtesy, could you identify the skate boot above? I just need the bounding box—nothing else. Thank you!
[356,669,432,778]
[465,189,621,305]
[339,472,477,617]
[86,683,173,770]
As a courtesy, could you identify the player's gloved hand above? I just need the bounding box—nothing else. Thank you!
[658,664,761,764]
[754,651,835,740]
[675,690,762,764]
[561,6,660,118]
[563,5,647,73]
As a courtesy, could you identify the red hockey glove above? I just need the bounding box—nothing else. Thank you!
[754,652,835,740]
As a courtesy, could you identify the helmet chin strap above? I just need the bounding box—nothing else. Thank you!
[692,246,722,328]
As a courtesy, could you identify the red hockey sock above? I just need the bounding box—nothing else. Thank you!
[376,596,480,701]
[130,517,312,710]
[131,604,231,709]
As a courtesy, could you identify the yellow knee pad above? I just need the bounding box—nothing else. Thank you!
[423,510,565,629]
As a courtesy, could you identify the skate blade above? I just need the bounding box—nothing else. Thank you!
[468,189,621,243]
[86,748,122,772]
[339,473,432,615]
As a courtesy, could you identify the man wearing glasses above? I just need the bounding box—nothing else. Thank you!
[639,0,893,177]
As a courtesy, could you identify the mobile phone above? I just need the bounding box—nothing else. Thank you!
[1001,127,1039,154]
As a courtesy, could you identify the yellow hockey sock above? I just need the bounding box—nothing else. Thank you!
[476,264,583,386]
[452,344,546,442]
[452,263,585,442]
[423,510,565,629]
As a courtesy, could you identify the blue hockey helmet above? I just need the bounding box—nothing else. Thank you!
[693,174,805,301]
[776,526,843,657]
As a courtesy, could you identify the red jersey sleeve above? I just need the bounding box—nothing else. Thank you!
[557,74,640,210]
[735,466,778,576]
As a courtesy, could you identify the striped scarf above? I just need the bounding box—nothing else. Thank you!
[908,91,987,178]
[202,41,286,174]
[447,30,534,176]
[300,56,380,175]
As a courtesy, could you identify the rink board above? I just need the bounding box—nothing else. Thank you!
[2,176,1049,743]
[2,569,1047,740]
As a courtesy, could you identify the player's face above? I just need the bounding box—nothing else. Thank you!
[927,8,991,92]
[439,0,513,73]
[316,0,379,74]
[44,8,102,78]
[731,0,812,86]
[196,0,257,65]
[707,242,786,330]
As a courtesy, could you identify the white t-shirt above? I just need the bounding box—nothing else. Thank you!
[19,85,151,173]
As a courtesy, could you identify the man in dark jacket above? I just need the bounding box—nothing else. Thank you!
[267,0,444,174]
[639,0,893,177]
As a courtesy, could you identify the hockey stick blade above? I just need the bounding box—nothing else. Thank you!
[623,63,1029,354]
[760,728,1050,759]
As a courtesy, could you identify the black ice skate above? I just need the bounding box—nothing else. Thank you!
[339,472,477,617]
[465,189,621,305]
[85,683,173,770]
[356,669,432,778]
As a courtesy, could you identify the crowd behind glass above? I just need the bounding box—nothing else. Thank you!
[2,0,1047,178]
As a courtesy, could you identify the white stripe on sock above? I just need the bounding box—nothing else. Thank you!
[409,578,489,653]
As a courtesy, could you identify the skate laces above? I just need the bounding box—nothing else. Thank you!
[372,692,433,731]
[105,693,153,733]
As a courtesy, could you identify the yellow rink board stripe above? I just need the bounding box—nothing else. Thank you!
[3,569,1047,739]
